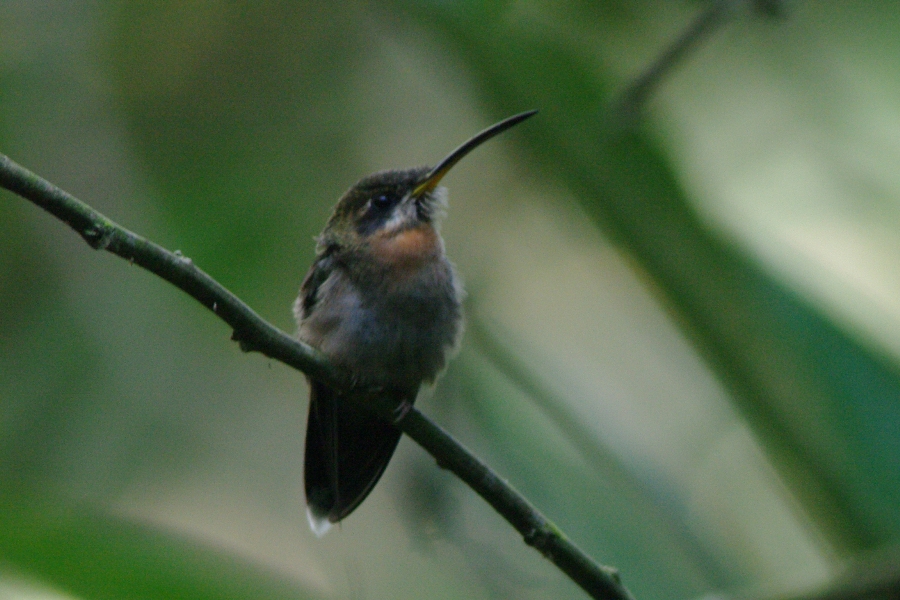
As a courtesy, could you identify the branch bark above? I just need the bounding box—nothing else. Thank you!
[0,152,635,600]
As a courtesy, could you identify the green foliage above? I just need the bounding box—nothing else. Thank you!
[0,496,320,600]
[396,0,900,551]
[2,1,900,599]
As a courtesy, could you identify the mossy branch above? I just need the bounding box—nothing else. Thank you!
[0,152,635,600]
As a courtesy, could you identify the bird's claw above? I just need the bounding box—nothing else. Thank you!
[392,399,413,424]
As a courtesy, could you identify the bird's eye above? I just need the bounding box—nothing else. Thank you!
[371,194,394,210]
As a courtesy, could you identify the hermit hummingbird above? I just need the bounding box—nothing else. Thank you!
[295,110,537,535]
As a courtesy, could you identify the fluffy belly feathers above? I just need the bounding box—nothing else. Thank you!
[297,258,462,389]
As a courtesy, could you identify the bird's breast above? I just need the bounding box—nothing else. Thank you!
[298,248,462,389]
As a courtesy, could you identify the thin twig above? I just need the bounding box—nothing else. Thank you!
[0,152,635,600]
[608,0,732,129]
[607,0,786,129]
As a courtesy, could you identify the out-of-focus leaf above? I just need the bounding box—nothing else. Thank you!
[103,1,370,314]
[466,316,734,589]
[449,346,721,599]
[396,0,900,552]
[0,495,320,600]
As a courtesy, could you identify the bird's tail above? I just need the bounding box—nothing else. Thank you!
[304,379,408,535]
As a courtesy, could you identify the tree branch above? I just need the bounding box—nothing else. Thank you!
[0,152,635,600]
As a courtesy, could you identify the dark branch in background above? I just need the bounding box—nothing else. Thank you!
[608,0,788,129]
[0,152,635,600]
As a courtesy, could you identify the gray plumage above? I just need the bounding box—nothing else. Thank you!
[295,168,462,535]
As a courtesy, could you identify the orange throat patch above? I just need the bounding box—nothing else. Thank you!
[371,225,440,271]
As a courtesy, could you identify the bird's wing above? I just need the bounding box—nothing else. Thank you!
[298,251,336,319]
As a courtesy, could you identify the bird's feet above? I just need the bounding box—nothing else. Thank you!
[392,399,413,424]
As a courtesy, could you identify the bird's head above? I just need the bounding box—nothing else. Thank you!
[317,110,537,253]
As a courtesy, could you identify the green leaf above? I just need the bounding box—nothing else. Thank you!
[399,0,900,551]
[0,496,320,600]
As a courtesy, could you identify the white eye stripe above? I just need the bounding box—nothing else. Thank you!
[381,200,416,233]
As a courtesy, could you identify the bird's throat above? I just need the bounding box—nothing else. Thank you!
[370,224,441,270]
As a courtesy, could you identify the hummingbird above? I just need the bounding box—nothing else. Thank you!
[294,110,537,535]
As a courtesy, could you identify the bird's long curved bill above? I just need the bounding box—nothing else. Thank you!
[412,109,538,197]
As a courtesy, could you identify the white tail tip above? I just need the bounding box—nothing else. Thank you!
[307,507,333,538]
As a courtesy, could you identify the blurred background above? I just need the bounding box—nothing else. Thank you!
[2,1,900,599]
